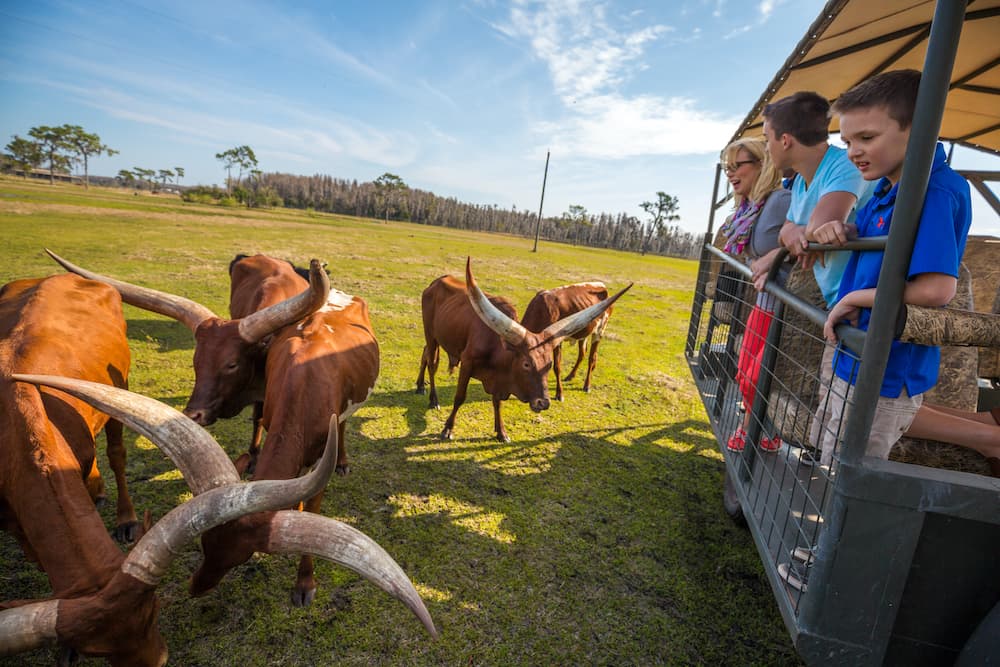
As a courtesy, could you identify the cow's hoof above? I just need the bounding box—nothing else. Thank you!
[57,645,79,667]
[415,386,426,395]
[113,520,141,543]
[93,495,108,510]
[583,386,592,393]
[440,428,453,441]
[556,394,564,402]
[335,464,351,477]
[429,400,440,410]
[291,585,317,608]
[496,433,511,444]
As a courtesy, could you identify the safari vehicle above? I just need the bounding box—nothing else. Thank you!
[684,1,1000,664]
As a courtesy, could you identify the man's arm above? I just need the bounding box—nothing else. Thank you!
[805,191,858,242]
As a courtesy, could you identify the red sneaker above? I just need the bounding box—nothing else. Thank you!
[726,429,747,452]
[760,435,782,452]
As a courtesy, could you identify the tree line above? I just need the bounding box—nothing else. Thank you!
[2,129,700,258]
[254,171,700,258]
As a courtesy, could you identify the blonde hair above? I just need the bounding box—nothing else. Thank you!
[721,137,782,207]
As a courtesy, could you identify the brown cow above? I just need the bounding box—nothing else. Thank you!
[520,282,613,401]
[1,373,435,663]
[0,274,142,542]
[415,259,630,442]
[46,251,381,606]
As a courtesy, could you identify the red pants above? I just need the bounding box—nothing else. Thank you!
[737,305,774,409]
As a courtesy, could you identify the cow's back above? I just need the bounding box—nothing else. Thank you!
[229,254,310,318]
[258,291,380,472]
[422,275,517,363]
[0,274,129,452]
[522,282,608,338]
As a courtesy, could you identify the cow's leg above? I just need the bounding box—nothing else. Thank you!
[291,490,324,607]
[335,416,350,476]
[564,340,586,382]
[416,344,429,394]
[106,419,140,542]
[441,364,472,440]
[243,401,265,476]
[425,342,441,409]
[492,396,510,443]
[84,456,106,508]
[553,344,564,402]
[583,336,601,392]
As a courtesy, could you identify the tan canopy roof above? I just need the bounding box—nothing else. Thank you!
[730,0,1000,156]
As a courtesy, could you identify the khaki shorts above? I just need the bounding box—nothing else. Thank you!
[817,375,923,467]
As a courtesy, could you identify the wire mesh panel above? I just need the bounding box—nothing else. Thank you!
[686,249,862,616]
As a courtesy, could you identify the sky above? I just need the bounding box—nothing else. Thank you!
[1,0,997,236]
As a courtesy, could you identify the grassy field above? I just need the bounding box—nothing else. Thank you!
[0,178,801,666]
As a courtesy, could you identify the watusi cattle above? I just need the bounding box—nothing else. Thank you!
[520,282,614,401]
[46,251,382,606]
[1,375,436,665]
[415,258,631,442]
[0,274,140,542]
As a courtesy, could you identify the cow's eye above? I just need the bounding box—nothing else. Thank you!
[226,362,239,372]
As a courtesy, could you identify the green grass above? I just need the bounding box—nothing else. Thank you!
[0,177,801,666]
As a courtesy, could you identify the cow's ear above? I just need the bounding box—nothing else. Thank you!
[256,334,274,351]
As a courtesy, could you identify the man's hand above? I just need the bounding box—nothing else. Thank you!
[811,220,857,246]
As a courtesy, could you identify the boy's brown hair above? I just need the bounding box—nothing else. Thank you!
[831,69,921,129]
[762,91,830,146]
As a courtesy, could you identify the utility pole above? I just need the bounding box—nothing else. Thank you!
[532,151,550,253]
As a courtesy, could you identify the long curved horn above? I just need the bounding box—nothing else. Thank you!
[237,259,330,343]
[0,600,59,656]
[122,412,341,585]
[11,374,239,495]
[465,257,528,346]
[266,511,438,638]
[541,282,633,344]
[45,249,217,332]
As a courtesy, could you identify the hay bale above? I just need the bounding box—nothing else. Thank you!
[960,235,1000,383]
[766,264,826,445]
[891,262,990,475]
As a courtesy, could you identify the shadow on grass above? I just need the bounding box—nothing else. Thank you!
[0,391,799,666]
[127,318,194,352]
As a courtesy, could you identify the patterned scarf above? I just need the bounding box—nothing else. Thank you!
[720,198,764,255]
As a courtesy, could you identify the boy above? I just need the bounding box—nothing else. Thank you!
[779,69,972,594]
[817,68,972,463]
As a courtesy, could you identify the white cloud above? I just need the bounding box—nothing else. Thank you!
[537,93,738,159]
[497,1,735,159]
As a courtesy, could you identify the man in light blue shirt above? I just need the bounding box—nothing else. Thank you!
[760,91,873,308]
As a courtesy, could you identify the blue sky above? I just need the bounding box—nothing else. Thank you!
[2,0,997,235]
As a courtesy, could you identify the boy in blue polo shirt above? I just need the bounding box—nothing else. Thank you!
[816,69,972,463]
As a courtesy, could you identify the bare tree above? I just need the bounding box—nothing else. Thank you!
[639,192,680,256]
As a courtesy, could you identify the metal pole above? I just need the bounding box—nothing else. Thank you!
[532,151,550,253]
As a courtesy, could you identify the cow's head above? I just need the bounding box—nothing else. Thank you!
[44,250,330,426]
[464,258,631,410]
[184,261,328,424]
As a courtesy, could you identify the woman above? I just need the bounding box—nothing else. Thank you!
[717,137,791,452]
